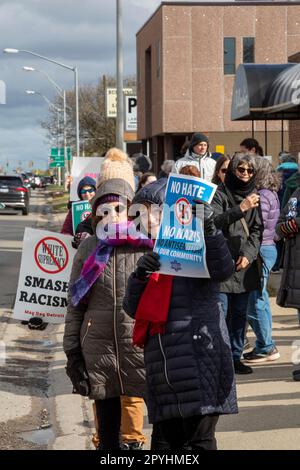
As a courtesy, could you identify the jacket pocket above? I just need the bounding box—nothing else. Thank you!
[81,318,92,348]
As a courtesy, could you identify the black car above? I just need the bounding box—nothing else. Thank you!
[0,175,30,215]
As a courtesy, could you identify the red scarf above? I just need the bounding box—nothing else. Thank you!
[133,273,174,348]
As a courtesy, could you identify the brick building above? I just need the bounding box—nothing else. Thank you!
[136,1,300,172]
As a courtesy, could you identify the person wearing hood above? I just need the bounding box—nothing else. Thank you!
[61,176,96,236]
[123,179,238,451]
[173,133,216,182]
[272,154,298,272]
[63,177,153,451]
[277,154,299,208]
[211,153,263,375]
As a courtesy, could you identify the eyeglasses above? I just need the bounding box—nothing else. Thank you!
[96,204,127,219]
[80,188,95,195]
[237,167,254,176]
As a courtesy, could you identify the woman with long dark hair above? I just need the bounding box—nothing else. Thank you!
[212,153,263,374]
[212,155,231,185]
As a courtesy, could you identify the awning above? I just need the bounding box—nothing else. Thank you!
[231,63,300,121]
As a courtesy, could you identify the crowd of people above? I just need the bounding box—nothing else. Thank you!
[61,134,300,451]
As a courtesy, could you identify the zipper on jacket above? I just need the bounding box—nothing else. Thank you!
[81,319,92,347]
[113,250,125,394]
[158,334,183,419]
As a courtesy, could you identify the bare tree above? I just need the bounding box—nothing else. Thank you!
[40,75,136,157]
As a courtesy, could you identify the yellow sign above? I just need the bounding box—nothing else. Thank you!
[215,145,225,154]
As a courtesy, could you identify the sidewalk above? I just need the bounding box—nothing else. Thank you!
[216,276,300,449]
[45,207,300,450]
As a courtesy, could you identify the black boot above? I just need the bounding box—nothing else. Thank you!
[293,369,300,381]
[234,360,253,375]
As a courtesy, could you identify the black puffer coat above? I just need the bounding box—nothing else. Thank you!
[276,188,300,308]
[123,232,238,424]
[212,183,263,293]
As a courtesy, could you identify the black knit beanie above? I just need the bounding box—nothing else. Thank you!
[189,133,209,152]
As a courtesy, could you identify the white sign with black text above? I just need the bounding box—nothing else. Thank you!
[125,95,137,132]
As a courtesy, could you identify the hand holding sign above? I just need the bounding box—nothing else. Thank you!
[192,199,217,236]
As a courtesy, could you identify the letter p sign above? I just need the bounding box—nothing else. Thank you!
[125,95,137,132]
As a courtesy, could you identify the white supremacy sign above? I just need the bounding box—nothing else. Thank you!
[13,228,76,324]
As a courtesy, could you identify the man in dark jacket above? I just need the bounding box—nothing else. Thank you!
[123,180,238,451]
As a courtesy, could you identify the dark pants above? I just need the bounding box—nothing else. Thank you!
[154,415,219,451]
[219,292,250,361]
[95,397,121,451]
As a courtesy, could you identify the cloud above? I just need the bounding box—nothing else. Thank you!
[0,0,221,168]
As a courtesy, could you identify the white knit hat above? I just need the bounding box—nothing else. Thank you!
[98,147,135,191]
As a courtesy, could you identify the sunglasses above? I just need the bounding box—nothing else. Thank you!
[80,188,95,195]
[220,168,227,174]
[237,167,254,176]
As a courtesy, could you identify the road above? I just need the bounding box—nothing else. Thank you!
[0,191,299,450]
[0,191,93,450]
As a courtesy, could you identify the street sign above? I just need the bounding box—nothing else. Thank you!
[125,95,137,132]
[106,87,134,118]
[50,147,72,160]
[49,147,71,168]
[50,161,65,168]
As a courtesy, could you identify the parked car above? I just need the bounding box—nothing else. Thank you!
[20,173,32,195]
[26,172,35,188]
[0,175,30,215]
[32,176,41,189]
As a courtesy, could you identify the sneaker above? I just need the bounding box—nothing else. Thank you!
[121,441,144,450]
[234,360,253,374]
[244,347,280,363]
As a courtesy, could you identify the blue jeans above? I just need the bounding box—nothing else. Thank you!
[247,245,277,354]
[219,292,250,361]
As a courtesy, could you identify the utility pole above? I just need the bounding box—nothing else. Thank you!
[103,74,108,153]
[116,0,124,150]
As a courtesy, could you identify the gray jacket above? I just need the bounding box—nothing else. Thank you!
[276,188,300,309]
[173,150,216,182]
[63,235,148,400]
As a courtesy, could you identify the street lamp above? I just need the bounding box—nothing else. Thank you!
[3,48,80,157]
[23,66,69,174]
[116,0,124,150]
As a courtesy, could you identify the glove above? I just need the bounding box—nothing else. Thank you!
[72,232,90,249]
[192,199,217,236]
[135,252,161,280]
[65,348,91,396]
[280,219,298,238]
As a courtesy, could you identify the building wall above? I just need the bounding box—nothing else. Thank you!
[136,7,163,139]
[137,2,300,160]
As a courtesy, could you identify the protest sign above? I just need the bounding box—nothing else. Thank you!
[154,174,217,278]
[70,157,104,201]
[13,228,76,324]
[72,201,91,234]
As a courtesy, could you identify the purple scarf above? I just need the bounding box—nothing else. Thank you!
[71,221,153,306]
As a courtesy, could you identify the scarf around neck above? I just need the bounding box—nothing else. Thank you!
[224,170,256,198]
[71,221,154,306]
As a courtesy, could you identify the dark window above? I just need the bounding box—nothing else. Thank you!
[156,40,161,79]
[243,37,255,63]
[224,38,236,75]
[0,176,23,186]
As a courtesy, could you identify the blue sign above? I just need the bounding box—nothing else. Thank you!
[154,174,217,278]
